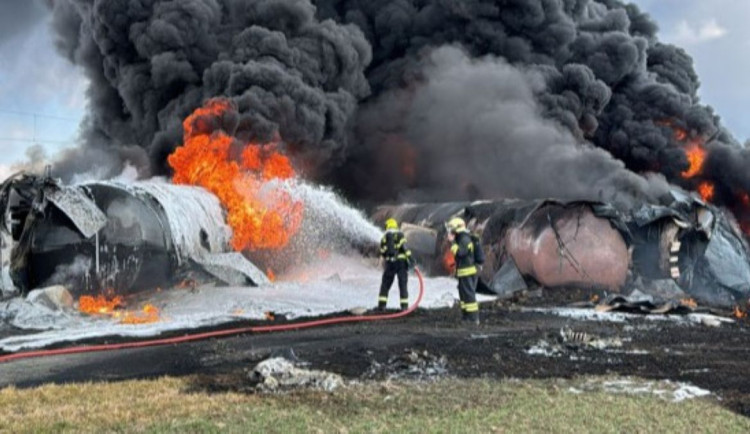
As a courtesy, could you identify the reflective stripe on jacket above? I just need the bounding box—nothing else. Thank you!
[450,230,477,277]
[380,230,412,262]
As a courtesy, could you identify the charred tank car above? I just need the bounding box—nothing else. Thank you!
[374,193,750,308]
[0,172,267,298]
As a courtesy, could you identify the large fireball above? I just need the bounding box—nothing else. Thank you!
[168,99,303,251]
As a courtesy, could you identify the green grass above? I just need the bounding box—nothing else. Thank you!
[1,376,747,433]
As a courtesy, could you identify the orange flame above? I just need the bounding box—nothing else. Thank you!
[79,294,124,315]
[733,305,747,319]
[266,268,276,282]
[698,182,715,202]
[682,144,706,179]
[168,99,303,251]
[78,295,160,324]
[442,249,456,274]
[119,304,160,325]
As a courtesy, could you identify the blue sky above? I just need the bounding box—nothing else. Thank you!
[0,0,747,174]
[0,2,86,177]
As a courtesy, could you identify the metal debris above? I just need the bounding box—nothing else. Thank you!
[194,252,270,287]
[559,327,623,350]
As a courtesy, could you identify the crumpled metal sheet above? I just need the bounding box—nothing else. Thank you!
[591,203,632,242]
[46,187,107,239]
[195,252,270,286]
[701,221,750,300]
[631,205,689,227]
[595,292,696,315]
[489,258,527,298]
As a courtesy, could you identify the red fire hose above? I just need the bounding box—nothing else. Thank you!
[0,268,425,364]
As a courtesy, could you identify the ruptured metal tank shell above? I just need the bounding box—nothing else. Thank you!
[22,180,236,295]
[506,204,629,291]
[0,174,269,296]
[27,183,175,293]
[374,200,630,291]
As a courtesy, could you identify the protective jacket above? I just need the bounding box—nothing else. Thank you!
[450,229,477,277]
[380,230,413,263]
[379,229,412,310]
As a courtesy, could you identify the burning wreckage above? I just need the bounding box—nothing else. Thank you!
[1,167,749,314]
[375,192,750,310]
[0,171,269,300]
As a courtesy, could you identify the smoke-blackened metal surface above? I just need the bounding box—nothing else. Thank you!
[692,221,750,305]
[0,174,268,296]
[375,196,750,308]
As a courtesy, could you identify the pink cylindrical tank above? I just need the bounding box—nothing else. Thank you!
[507,205,629,291]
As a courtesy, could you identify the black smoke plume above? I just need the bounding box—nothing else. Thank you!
[50,0,371,179]
[314,0,743,203]
[48,0,750,217]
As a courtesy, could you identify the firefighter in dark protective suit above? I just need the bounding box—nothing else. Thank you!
[447,217,483,324]
[378,218,414,311]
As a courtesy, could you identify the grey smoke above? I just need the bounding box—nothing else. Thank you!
[316,0,745,206]
[42,255,92,288]
[367,46,668,206]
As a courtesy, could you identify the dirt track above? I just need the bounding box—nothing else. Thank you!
[1,294,749,416]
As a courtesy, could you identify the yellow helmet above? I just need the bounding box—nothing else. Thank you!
[385,218,399,230]
[447,217,466,233]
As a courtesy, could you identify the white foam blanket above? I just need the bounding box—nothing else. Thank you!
[0,256,493,352]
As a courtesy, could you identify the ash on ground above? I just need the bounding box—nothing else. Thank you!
[365,349,448,381]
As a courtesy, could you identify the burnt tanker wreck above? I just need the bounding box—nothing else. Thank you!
[375,192,750,309]
[2,170,749,311]
[0,172,267,298]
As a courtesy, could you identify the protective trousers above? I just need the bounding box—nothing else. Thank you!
[379,261,409,310]
[457,275,479,322]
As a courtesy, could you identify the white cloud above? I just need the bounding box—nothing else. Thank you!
[673,18,728,45]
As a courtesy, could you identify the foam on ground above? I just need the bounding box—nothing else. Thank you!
[0,255,492,352]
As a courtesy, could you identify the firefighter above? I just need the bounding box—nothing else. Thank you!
[446,217,482,324]
[377,218,414,311]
